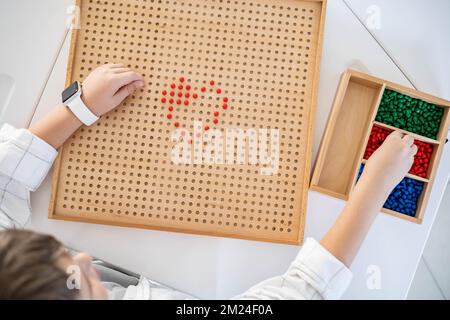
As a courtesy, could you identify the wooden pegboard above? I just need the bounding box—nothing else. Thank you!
[49,0,327,244]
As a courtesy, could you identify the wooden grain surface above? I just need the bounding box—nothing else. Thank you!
[49,0,327,244]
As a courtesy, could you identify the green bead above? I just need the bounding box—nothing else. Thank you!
[375,90,444,139]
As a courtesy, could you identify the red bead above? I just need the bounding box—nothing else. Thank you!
[193,93,199,99]
[178,92,183,97]
[213,119,218,124]
[161,97,166,103]
[222,103,228,110]
[174,122,180,128]
[213,111,219,117]
[363,126,391,160]
[170,91,175,96]
[167,114,172,120]
[204,125,210,131]
[184,100,189,106]
[162,90,167,95]
[201,87,206,92]
[223,97,228,103]
[171,83,176,89]
[364,126,433,179]
[216,88,222,94]
[409,140,433,178]
[168,106,174,111]
[210,80,215,86]
[178,84,183,90]
[169,98,174,104]
[176,99,181,105]
[186,84,191,90]
[179,77,185,83]
[185,92,190,98]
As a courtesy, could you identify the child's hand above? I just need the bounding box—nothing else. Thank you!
[81,63,145,116]
[363,131,418,194]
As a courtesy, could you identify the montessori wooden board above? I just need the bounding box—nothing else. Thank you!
[49,0,327,244]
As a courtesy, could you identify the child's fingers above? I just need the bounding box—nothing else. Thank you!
[109,63,126,69]
[402,134,414,146]
[113,80,144,103]
[386,131,402,141]
[102,63,123,69]
[409,144,418,156]
[113,71,144,89]
[112,67,131,74]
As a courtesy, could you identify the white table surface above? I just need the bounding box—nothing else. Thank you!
[2,0,449,299]
[344,0,450,100]
[0,0,72,128]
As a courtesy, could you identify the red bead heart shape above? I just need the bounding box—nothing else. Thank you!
[160,76,230,143]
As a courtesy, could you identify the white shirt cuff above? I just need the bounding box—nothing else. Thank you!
[289,238,353,299]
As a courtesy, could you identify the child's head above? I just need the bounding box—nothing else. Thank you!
[0,230,108,299]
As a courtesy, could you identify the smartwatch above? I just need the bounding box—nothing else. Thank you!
[62,81,99,126]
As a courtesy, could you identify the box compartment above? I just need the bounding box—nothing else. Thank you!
[363,124,437,179]
[375,88,445,140]
[311,74,384,199]
[357,163,427,219]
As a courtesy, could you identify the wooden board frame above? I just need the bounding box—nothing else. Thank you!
[49,0,328,244]
[311,69,450,223]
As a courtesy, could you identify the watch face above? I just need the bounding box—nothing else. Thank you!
[62,81,80,102]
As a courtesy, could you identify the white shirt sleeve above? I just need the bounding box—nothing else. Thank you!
[0,124,58,229]
[233,238,353,300]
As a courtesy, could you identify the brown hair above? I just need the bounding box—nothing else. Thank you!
[0,229,78,300]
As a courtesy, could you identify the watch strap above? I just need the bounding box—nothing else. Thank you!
[67,95,99,126]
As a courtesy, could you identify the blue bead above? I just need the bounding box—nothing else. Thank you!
[357,164,424,217]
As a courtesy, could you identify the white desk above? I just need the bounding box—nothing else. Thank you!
[2,0,449,299]
[0,0,72,128]
[345,0,450,100]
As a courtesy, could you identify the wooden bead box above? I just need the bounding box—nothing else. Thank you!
[311,70,450,223]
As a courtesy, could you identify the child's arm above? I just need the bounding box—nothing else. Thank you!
[235,131,417,300]
[0,64,144,229]
[29,63,144,148]
[320,131,417,267]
